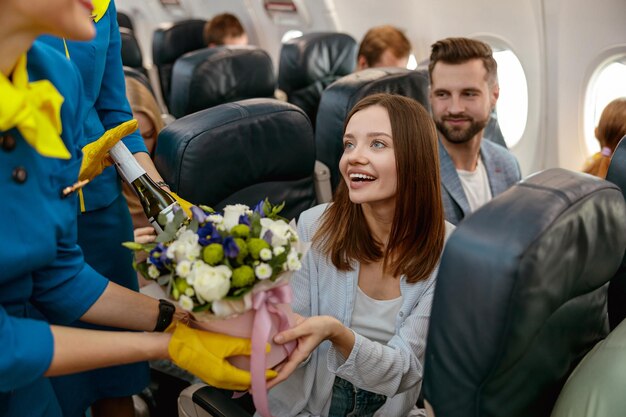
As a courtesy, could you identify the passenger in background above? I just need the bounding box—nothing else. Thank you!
[203,13,248,47]
[356,25,411,70]
[582,97,626,178]
[266,93,454,417]
[428,37,521,225]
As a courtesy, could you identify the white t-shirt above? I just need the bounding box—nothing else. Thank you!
[457,157,493,212]
[351,286,403,344]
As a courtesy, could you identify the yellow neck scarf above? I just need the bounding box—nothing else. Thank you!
[92,0,111,23]
[0,54,69,159]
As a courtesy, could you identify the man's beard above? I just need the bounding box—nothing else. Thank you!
[435,114,488,144]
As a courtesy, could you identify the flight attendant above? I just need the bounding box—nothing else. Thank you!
[0,1,266,416]
[38,1,171,416]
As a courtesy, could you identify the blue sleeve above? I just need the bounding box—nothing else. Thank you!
[0,308,54,391]
[95,0,147,155]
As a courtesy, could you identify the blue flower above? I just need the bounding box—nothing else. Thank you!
[191,206,208,223]
[239,214,251,226]
[223,236,240,258]
[262,230,273,245]
[253,200,266,218]
[149,243,169,269]
[197,222,221,246]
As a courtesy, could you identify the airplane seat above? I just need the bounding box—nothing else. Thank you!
[423,168,626,417]
[117,11,134,31]
[278,32,358,129]
[315,67,430,190]
[153,98,317,221]
[168,46,275,119]
[152,19,207,109]
[605,135,626,329]
[120,27,147,77]
[123,66,154,97]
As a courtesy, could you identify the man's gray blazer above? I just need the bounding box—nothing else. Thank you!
[439,139,521,225]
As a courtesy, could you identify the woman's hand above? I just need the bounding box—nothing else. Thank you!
[134,226,156,244]
[267,314,353,388]
[133,226,157,265]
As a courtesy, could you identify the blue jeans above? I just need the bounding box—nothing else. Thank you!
[327,377,387,417]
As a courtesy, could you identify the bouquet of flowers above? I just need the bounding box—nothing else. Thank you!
[124,200,305,417]
[126,199,302,317]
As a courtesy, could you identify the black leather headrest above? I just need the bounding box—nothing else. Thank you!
[424,168,626,417]
[606,135,626,329]
[154,98,316,220]
[278,32,358,127]
[117,11,134,31]
[315,67,430,189]
[123,66,154,96]
[152,19,207,107]
[168,46,276,119]
[120,28,143,70]
[278,32,357,94]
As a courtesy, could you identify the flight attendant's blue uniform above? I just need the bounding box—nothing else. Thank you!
[0,41,109,417]
[39,1,150,415]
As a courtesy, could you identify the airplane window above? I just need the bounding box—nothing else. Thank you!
[493,49,528,148]
[281,30,303,43]
[406,54,417,70]
[584,58,626,154]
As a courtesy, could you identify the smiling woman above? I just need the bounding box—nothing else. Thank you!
[263,93,454,417]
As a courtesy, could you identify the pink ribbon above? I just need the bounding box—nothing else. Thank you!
[248,283,296,417]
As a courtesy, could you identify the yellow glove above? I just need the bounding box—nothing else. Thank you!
[168,322,277,391]
[169,191,193,217]
[78,119,138,182]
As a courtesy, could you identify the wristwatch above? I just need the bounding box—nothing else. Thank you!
[154,299,176,332]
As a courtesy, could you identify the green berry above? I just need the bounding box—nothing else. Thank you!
[247,238,270,260]
[231,224,250,239]
[203,243,224,265]
[231,265,255,288]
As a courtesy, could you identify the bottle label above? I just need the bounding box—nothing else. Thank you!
[109,142,146,184]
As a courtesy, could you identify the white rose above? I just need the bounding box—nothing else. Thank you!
[273,246,285,256]
[175,260,192,277]
[191,264,231,302]
[259,248,272,261]
[260,218,294,247]
[255,263,272,280]
[178,295,194,311]
[222,204,251,231]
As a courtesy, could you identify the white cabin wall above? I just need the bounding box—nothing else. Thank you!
[543,0,626,171]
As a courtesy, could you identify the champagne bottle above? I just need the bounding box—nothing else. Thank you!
[109,142,178,233]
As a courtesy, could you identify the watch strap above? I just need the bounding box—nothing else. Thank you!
[154,299,175,332]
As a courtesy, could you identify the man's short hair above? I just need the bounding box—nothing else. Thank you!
[203,13,245,46]
[358,25,411,67]
[428,37,498,85]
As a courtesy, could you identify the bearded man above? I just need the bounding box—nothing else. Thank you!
[428,37,521,225]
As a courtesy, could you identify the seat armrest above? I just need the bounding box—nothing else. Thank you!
[178,383,252,417]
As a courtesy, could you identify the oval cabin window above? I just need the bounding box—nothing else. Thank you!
[493,49,528,148]
[584,56,626,154]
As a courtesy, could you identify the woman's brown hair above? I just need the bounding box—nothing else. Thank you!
[124,77,164,156]
[583,97,626,178]
[314,93,445,283]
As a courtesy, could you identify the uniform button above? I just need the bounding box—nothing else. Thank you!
[12,167,27,184]
[1,134,16,151]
